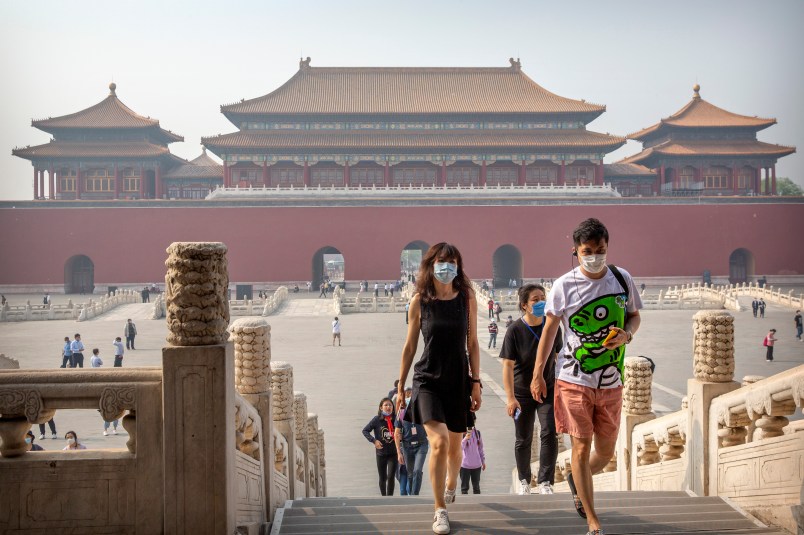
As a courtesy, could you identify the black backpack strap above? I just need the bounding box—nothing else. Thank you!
[608,264,630,301]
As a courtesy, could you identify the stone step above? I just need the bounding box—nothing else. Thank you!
[271,491,782,534]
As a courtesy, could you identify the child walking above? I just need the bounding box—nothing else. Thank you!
[460,427,485,494]
[91,349,119,435]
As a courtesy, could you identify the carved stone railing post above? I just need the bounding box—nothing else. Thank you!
[317,428,327,496]
[618,356,656,490]
[229,317,275,521]
[306,414,320,497]
[161,242,235,534]
[270,361,298,499]
[294,392,309,496]
[688,310,739,496]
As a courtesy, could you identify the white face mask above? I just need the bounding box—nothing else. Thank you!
[580,254,607,274]
[67,437,76,445]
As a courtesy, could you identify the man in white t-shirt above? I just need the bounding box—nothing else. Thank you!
[331,316,342,346]
[532,218,642,535]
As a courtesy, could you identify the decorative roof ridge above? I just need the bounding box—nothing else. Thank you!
[32,91,158,128]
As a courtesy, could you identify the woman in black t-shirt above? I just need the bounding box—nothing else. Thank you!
[362,397,398,496]
[500,284,560,495]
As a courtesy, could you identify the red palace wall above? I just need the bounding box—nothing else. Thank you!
[0,203,801,286]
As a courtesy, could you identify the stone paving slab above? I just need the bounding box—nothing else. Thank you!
[0,291,801,497]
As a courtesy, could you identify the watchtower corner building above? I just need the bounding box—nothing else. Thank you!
[2,59,802,292]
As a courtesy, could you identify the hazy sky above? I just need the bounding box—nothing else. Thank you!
[2,0,802,200]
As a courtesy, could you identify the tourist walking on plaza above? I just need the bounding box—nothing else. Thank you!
[395,386,429,496]
[38,418,57,440]
[487,298,494,319]
[396,242,482,535]
[141,286,150,303]
[794,310,802,341]
[531,218,642,535]
[759,298,766,318]
[501,283,561,495]
[495,302,502,322]
[26,430,44,451]
[63,430,87,450]
[751,298,758,318]
[70,334,85,368]
[318,282,327,298]
[61,336,73,368]
[332,316,342,346]
[487,319,498,349]
[459,426,485,494]
[764,329,778,361]
[113,337,125,367]
[124,319,137,350]
[362,398,398,496]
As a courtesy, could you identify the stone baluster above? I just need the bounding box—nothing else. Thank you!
[230,318,271,395]
[271,361,299,499]
[658,434,685,461]
[741,376,765,442]
[637,439,660,466]
[317,428,327,496]
[618,356,656,489]
[306,413,320,497]
[161,241,235,534]
[689,310,739,495]
[294,392,309,495]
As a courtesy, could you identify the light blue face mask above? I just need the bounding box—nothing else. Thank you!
[433,262,458,284]
[381,410,392,417]
[531,301,546,317]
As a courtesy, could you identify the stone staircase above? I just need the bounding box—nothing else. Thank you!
[270,491,783,534]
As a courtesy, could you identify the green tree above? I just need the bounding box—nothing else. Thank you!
[776,177,803,196]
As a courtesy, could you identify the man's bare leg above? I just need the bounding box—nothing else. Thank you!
[571,433,617,531]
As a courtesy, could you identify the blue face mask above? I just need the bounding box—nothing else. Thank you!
[381,410,392,417]
[433,262,458,284]
[531,301,546,317]
[25,437,32,445]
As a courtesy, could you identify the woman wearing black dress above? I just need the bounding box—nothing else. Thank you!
[397,242,482,535]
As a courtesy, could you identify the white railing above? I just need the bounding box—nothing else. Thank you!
[228,286,289,317]
[0,290,141,322]
[207,182,621,200]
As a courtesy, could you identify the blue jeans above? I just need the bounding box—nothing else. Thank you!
[403,441,429,495]
[396,463,409,495]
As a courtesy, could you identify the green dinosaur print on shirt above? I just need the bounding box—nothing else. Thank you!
[567,293,627,375]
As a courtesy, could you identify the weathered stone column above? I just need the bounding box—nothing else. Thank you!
[317,428,327,496]
[306,413,320,497]
[618,356,657,490]
[270,361,298,499]
[689,310,739,496]
[294,392,309,497]
[229,317,275,521]
[162,242,236,534]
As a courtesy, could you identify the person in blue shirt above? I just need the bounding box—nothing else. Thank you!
[394,386,429,495]
[61,336,73,368]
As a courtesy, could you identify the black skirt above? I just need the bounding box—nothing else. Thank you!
[406,385,474,434]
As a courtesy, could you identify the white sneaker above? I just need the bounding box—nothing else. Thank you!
[432,508,450,534]
[51,434,57,439]
[103,430,108,436]
[39,434,45,440]
[518,478,531,495]
[112,428,117,435]
[444,486,456,504]
[538,482,554,495]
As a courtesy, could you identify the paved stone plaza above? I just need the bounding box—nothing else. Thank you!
[0,291,801,498]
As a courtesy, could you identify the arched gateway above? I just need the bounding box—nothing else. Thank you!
[729,248,754,284]
[312,246,344,287]
[64,255,94,294]
[400,240,429,276]
[492,245,523,288]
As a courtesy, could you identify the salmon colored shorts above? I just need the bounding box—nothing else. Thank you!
[554,379,623,439]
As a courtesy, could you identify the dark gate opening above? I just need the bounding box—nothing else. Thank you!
[729,248,754,284]
[64,255,94,294]
[492,245,522,289]
[401,240,429,278]
[312,246,344,288]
